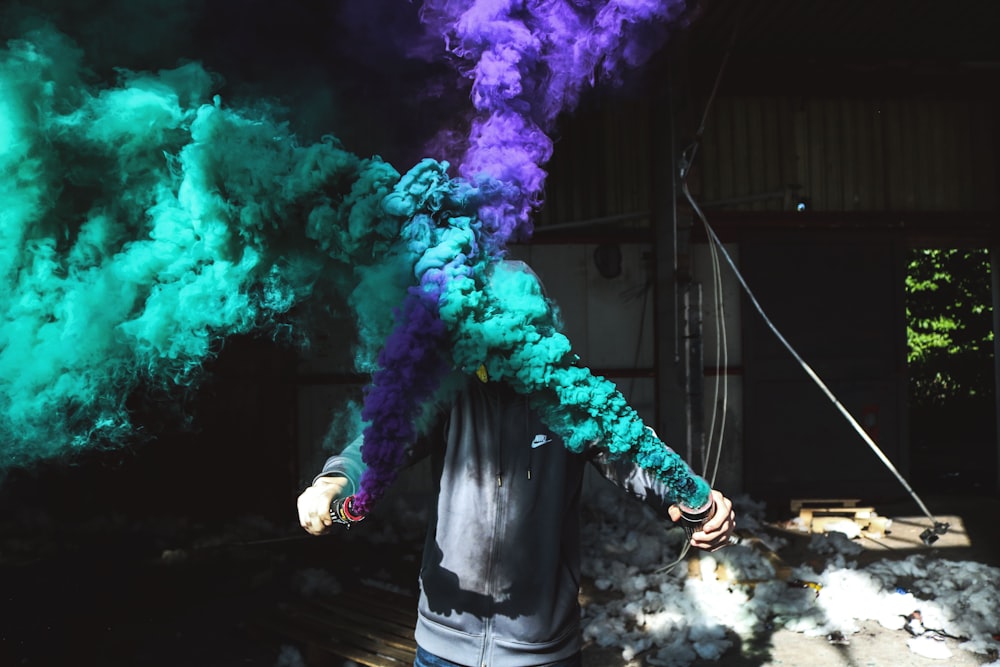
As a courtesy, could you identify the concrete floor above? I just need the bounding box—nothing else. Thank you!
[1,493,997,667]
[582,494,1000,667]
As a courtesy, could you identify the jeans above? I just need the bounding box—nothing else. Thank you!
[413,645,582,667]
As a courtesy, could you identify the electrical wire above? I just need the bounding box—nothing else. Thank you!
[692,203,940,524]
[678,13,739,492]
[656,247,727,575]
[679,26,941,528]
[679,15,938,526]
[655,25,739,575]
[703,215,728,487]
[657,12,944,575]
[671,35,938,523]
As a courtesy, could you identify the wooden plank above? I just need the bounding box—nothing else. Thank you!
[798,507,875,523]
[279,605,415,659]
[284,596,414,637]
[789,498,861,512]
[263,613,414,667]
[261,585,420,667]
[337,588,419,630]
[301,599,416,643]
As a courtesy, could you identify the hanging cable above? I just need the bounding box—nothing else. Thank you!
[656,27,739,574]
[671,38,942,529]
[659,10,949,572]
[703,220,728,487]
[688,15,939,527]
[690,199,942,527]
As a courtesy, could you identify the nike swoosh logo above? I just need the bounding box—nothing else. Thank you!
[531,434,552,448]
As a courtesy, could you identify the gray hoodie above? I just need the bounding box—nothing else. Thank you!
[318,377,677,667]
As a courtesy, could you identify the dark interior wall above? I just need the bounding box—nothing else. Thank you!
[690,95,999,215]
[739,231,909,502]
[0,336,300,533]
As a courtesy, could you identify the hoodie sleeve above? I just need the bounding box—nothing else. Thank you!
[311,405,451,497]
[314,433,366,497]
[585,447,679,520]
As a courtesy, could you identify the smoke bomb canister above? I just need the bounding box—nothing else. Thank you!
[678,498,715,540]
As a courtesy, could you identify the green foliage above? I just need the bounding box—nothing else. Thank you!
[906,248,994,408]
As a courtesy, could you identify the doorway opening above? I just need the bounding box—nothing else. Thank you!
[906,247,996,494]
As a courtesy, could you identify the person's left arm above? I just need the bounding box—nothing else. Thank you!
[585,444,736,552]
[667,489,736,552]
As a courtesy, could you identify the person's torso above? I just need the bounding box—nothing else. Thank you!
[415,380,585,666]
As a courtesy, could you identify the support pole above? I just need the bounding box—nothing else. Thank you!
[651,62,688,451]
[683,284,705,470]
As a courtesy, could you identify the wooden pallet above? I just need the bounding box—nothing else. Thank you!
[263,586,418,667]
[790,498,891,537]
[791,498,873,522]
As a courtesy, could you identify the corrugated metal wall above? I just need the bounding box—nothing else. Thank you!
[536,94,998,229]
[696,96,998,212]
[535,100,656,229]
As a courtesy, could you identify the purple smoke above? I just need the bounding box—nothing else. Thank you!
[353,0,698,514]
[352,159,485,514]
[418,0,692,243]
[356,282,450,513]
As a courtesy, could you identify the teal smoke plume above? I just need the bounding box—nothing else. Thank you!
[353,0,710,512]
[0,27,403,466]
[0,3,710,510]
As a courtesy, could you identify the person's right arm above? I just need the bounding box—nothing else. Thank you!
[295,403,450,535]
[297,433,365,535]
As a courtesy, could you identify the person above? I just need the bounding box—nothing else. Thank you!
[298,372,736,667]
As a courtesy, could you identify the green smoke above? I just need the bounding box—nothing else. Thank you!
[440,257,711,508]
[0,26,404,468]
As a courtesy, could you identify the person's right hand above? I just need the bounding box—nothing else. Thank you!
[297,476,349,535]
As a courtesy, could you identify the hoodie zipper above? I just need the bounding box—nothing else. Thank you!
[526,398,534,480]
[481,388,506,667]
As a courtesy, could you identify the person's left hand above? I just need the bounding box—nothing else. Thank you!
[668,489,736,552]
